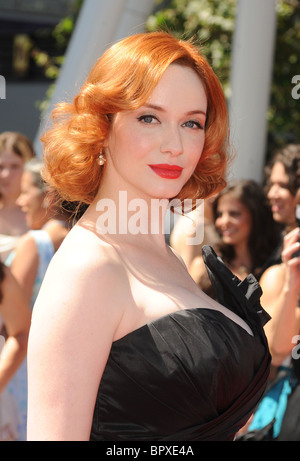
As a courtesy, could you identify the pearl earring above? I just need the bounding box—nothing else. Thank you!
[97,151,106,166]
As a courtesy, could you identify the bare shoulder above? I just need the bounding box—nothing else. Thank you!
[31,225,128,341]
[260,264,285,307]
[13,232,39,259]
[48,224,125,274]
[189,255,205,272]
[27,225,128,440]
[189,255,206,284]
[260,264,285,291]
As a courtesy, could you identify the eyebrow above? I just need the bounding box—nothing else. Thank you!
[143,103,207,117]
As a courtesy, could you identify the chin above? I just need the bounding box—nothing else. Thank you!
[273,213,285,223]
[153,185,184,201]
[26,218,35,229]
[222,236,236,245]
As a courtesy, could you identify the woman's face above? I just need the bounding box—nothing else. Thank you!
[16,171,46,230]
[0,150,24,200]
[215,194,252,246]
[103,64,207,202]
[267,161,297,227]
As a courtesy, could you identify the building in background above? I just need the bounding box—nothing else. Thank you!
[0,0,78,141]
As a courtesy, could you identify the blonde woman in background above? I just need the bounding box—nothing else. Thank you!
[0,132,35,261]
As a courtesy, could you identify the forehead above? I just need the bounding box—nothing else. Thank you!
[0,150,23,163]
[270,162,289,183]
[21,170,34,185]
[217,194,249,212]
[147,63,207,109]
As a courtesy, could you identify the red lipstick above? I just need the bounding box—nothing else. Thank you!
[149,164,183,179]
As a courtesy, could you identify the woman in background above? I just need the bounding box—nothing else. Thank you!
[263,144,300,265]
[0,131,35,261]
[190,180,281,296]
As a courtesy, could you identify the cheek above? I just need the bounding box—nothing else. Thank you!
[239,216,252,237]
[279,189,292,202]
[28,191,44,208]
[285,193,296,208]
[108,127,147,161]
[188,137,206,169]
[10,168,23,180]
[215,218,222,230]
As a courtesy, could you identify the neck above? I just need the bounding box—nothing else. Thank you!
[285,220,297,235]
[0,194,20,209]
[34,207,67,230]
[231,241,252,271]
[88,188,170,248]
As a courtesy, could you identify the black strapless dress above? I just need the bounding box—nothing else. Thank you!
[90,246,271,441]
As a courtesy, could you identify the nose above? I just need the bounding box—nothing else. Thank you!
[16,193,25,208]
[0,167,10,178]
[160,124,183,157]
[267,183,279,200]
[216,213,230,229]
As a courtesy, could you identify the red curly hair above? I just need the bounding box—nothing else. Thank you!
[41,31,230,206]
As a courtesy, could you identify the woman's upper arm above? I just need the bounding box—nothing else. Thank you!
[27,248,124,441]
[0,266,31,336]
[260,264,284,312]
[10,233,38,304]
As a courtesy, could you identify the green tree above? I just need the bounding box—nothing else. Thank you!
[268,0,300,157]
[31,0,83,113]
[147,0,236,97]
[32,0,83,79]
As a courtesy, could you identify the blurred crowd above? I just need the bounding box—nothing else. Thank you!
[0,131,299,441]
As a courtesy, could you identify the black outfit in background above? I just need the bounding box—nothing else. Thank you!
[90,246,271,441]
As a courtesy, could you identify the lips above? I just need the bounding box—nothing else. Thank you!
[220,228,235,238]
[149,164,183,179]
[271,204,282,214]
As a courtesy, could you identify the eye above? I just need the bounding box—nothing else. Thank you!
[11,163,22,170]
[229,211,241,218]
[183,120,204,130]
[137,114,159,124]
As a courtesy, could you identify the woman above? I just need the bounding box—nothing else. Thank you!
[8,158,71,305]
[27,32,271,441]
[240,227,300,440]
[0,262,31,441]
[0,132,35,261]
[264,144,300,265]
[6,158,70,440]
[190,180,281,295]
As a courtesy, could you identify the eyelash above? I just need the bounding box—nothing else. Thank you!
[184,120,203,130]
[137,114,204,130]
[137,115,157,124]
